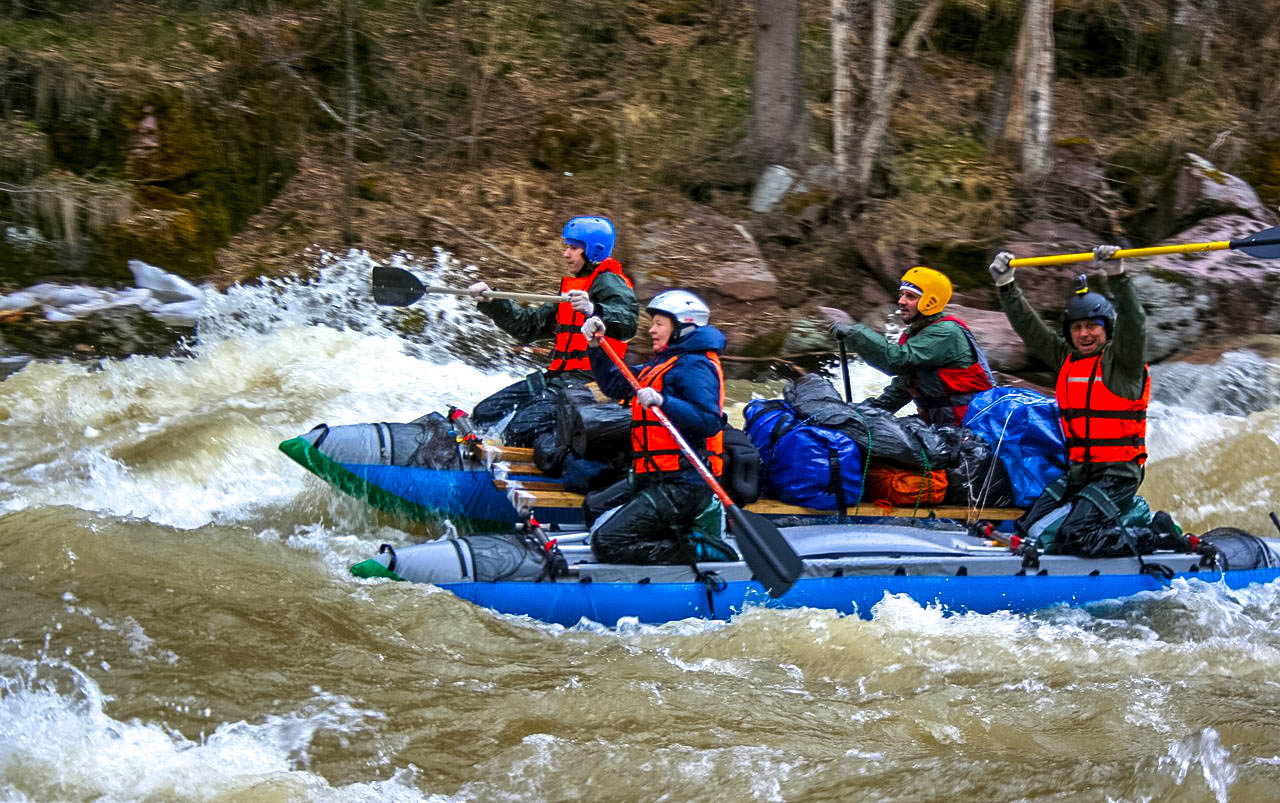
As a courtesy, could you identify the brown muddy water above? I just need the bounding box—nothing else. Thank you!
[2,254,1279,801]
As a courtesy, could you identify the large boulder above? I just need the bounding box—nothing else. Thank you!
[630,205,783,358]
[992,219,1106,310]
[947,303,1030,374]
[1130,214,1280,362]
[1170,153,1276,231]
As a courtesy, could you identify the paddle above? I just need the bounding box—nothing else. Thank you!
[596,338,803,597]
[816,305,855,402]
[837,338,853,403]
[1009,226,1280,268]
[371,265,570,306]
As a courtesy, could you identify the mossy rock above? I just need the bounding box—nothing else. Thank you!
[656,0,701,25]
[529,111,618,174]
[915,241,993,292]
[0,120,50,183]
[1242,138,1280,205]
[929,0,1021,67]
[357,176,389,202]
[739,325,791,359]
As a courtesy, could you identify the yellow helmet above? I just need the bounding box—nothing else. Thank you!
[899,266,952,316]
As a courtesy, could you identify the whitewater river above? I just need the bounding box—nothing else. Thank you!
[2,251,1279,802]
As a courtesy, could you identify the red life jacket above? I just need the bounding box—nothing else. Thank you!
[1055,352,1150,465]
[899,315,996,427]
[547,258,634,373]
[630,351,725,477]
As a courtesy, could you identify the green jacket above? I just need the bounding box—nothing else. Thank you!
[997,272,1147,484]
[477,268,638,379]
[841,313,984,417]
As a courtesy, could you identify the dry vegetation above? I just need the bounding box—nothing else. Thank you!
[1,0,1278,302]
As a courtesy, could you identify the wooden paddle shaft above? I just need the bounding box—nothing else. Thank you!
[423,285,570,304]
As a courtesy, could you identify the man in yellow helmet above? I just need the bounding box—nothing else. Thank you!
[827,266,995,427]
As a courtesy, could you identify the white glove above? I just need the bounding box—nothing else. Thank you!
[636,387,663,408]
[580,315,606,344]
[567,289,594,316]
[989,251,1015,287]
[1094,244,1122,276]
[467,281,491,300]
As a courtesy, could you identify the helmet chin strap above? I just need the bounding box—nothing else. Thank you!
[673,323,698,341]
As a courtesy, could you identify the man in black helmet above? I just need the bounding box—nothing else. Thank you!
[988,246,1183,557]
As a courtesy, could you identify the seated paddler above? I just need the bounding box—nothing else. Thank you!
[989,245,1186,558]
[578,289,736,565]
[466,215,639,444]
[826,266,996,427]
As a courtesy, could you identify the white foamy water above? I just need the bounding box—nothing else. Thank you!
[1,250,1279,802]
[0,250,524,529]
[0,654,426,802]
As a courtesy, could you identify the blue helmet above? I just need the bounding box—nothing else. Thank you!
[561,216,615,263]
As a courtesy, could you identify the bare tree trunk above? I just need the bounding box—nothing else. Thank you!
[853,0,940,198]
[342,0,357,244]
[831,0,853,197]
[869,0,890,110]
[1020,0,1053,185]
[1162,0,1192,95]
[752,0,804,168]
[982,48,1015,148]
[1004,5,1029,144]
[1199,0,1217,63]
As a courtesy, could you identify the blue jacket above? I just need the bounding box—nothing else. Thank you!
[589,324,727,450]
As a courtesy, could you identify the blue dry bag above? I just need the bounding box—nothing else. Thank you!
[962,387,1066,507]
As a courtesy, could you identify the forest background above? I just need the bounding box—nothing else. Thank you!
[0,0,1277,380]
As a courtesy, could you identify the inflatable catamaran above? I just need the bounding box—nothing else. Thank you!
[348,521,1280,626]
[284,382,1280,625]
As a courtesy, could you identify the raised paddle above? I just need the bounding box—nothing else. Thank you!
[371,265,570,307]
[595,338,803,597]
[1009,226,1280,268]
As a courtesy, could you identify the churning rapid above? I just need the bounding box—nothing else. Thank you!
[1,250,1278,801]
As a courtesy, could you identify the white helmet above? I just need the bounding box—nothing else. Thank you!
[647,289,710,327]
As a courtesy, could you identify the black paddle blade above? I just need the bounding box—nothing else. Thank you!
[1234,226,1280,259]
[371,265,427,306]
[727,506,802,598]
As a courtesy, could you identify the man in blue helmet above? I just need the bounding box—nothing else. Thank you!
[466,216,639,444]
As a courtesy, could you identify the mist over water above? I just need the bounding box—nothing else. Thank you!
[2,250,1279,801]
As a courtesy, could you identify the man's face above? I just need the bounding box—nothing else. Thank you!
[649,314,675,352]
[563,243,586,274]
[1069,319,1108,355]
[897,290,922,322]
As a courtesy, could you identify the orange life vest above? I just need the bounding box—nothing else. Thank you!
[899,315,996,426]
[1054,352,1150,465]
[630,352,725,477]
[547,258,634,373]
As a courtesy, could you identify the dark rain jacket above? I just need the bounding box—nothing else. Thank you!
[477,266,638,380]
[997,273,1147,485]
[841,314,988,421]
[589,324,727,484]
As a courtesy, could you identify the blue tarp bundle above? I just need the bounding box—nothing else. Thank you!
[744,399,864,510]
[962,387,1066,507]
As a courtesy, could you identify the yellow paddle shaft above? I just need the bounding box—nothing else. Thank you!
[1009,240,1232,268]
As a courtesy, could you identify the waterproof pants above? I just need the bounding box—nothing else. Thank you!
[1018,473,1140,557]
[590,477,714,564]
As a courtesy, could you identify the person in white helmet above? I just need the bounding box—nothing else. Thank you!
[578,290,736,565]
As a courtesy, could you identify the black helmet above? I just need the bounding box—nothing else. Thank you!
[1061,274,1115,340]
